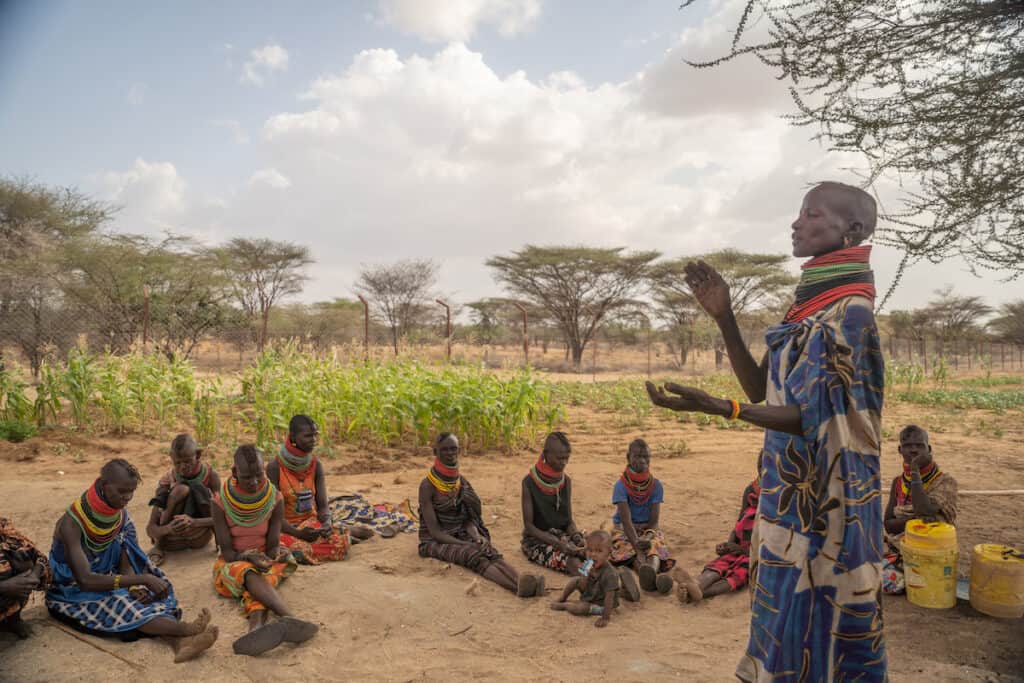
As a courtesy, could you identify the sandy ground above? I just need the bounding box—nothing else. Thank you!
[2,398,1023,683]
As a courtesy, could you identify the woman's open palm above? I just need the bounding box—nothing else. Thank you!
[684,260,731,320]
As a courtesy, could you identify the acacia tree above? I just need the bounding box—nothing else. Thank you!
[60,235,235,358]
[649,250,796,368]
[683,1,1024,281]
[0,178,111,376]
[354,259,439,356]
[487,246,659,369]
[921,286,992,351]
[212,238,312,352]
[989,299,1024,348]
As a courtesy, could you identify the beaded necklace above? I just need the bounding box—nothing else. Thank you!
[897,462,942,505]
[620,467,655,506]
[173,461,209,485]
[279,440,313,472]
[426,458,461,496]
[221,477,277,527]
[67,480,125,553]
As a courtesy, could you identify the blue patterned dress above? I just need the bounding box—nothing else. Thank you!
[737,296,887,682]
[46,519,180,637]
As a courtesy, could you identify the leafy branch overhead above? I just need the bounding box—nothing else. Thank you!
[681,0,1024,275]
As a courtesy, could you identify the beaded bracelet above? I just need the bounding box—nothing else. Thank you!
[727,399,741,421]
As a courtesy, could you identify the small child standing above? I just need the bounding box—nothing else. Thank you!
[550,530,621,627]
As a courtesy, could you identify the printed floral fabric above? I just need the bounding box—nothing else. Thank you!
[737,296,887,683]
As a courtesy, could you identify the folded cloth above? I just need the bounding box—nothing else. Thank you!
[328,494,419,533]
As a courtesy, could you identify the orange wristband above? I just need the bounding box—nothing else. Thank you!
[728,399,741,421]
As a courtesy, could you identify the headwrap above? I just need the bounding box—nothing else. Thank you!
[67,480,126,553]
[426,458,462,496]
[784,245,875,323]
[221,477,277,527]
[620,467,655,506]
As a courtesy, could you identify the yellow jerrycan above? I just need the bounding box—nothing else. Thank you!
[900,520,958,609]
[969,544,1024,618]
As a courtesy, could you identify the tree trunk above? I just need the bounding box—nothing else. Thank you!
[571,340,585,370]
[391,326,400,356]
[259,308,270,352]
[714,344,725,370]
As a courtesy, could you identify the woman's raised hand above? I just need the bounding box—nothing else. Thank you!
[645,381,719,415]
[684,260,731,320]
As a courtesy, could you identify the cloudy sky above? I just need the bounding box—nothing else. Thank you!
[1,0,1016,313]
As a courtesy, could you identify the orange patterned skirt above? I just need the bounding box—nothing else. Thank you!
[213,555,297,615]
[280,518,350,565]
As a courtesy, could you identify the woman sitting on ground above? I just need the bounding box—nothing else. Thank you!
[212,445,319,656]
[520,432,586,576]
[0,517,51,638]
[610,438,676,595]
[46,459,218,662]
[678,470,760,604]
[146,434,220,566]
[266,415,353,564]
[418,432,545,597]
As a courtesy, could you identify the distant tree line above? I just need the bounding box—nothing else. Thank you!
[3,177,1022,376]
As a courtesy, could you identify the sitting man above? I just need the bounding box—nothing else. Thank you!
[146,434,220,566]
[882,425,958,594]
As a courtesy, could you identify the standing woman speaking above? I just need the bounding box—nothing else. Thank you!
[647,182,886,682]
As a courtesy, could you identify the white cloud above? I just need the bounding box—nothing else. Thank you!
[126,83,147,106]
[241,43,290,86]
[211,118,250,144]
[95,2,1014,308]
[248,168,292,189]
[377,0,541,43]
[90,159,187,233]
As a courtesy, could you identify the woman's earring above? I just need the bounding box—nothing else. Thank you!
[842,235,851,248]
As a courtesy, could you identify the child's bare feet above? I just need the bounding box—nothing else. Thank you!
[673,568,703,604]
[173,626,219,663]
[550,601,568,611]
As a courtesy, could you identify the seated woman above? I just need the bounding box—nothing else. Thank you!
[678,472,760,604]
[146,434,220,566]
[520,432,644,599]
[212,445,318,656]
[266,415,349,564]
[610,438,676,594]
[46,459,218,662]
[0,517,51,638]
[882,425,958,594]
[521,433,584,576]
[418,432,545,597]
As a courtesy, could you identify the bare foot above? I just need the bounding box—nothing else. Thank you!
[147,547,166,567]
[184,608,212,635]
[673,568,703,604]
[550,601,568,611]
[516,574,537,598]
[173,626,219,663]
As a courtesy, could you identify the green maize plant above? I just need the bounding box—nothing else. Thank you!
[63,348,97,429]
[193,378,223,446]
[0,367,33,423]
[33,361,63,427]
[96,355,134,434]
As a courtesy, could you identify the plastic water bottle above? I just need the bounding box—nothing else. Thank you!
[579,559,594,577]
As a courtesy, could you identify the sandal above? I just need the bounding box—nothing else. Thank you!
[378,524,398,539]
[233,622,286,656]
[638,564,657,592]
